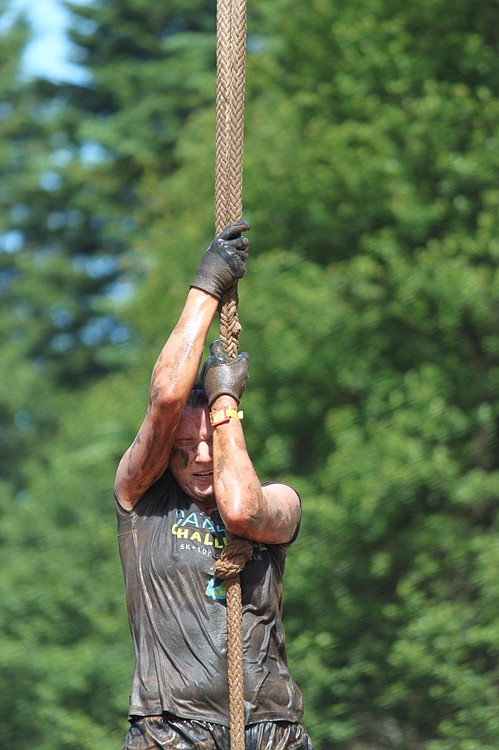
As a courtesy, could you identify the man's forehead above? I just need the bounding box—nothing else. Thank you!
[175,405,211,437]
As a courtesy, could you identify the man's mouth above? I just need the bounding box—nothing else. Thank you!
[194,471,213,478]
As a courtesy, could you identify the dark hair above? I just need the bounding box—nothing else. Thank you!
[186,383,209,409]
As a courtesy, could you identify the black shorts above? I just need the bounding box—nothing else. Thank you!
[123,714,313,750]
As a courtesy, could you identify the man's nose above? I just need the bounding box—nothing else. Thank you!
[196,439,213,461]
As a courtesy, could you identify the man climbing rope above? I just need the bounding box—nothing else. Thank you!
[114,220,313,750]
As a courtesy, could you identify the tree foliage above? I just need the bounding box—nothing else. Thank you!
[1,0,499,747]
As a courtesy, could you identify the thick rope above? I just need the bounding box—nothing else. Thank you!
[215,2,249,748]
[215,0,246,233]
[216,0,247,359]
[215,0,232,233]
[214,535,254,750]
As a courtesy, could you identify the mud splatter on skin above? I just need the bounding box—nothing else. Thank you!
[270,503,295,542]
[129,423,163,472]
[170,446,190,469]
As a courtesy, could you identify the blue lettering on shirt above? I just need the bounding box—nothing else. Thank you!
[206,576,228,600]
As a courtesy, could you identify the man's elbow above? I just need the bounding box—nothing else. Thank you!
[149,382,183,413]
[222,499,262,540]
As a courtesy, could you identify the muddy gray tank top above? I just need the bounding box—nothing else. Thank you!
[115,470,304,726]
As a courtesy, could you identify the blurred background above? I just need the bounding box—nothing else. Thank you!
[1,0,499,748]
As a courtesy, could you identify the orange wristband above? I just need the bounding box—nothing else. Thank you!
[209,407,244,427]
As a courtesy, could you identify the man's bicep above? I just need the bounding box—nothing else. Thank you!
[258,482,301,544]
[115,413,177,510]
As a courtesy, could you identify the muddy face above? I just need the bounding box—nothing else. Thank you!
[170,446,190,469]
[169,406,217,512]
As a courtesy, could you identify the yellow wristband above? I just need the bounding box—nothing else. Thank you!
[209,407,244,427]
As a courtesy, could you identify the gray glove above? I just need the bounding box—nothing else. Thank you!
[200,340,249,406]
[191,220,250,299]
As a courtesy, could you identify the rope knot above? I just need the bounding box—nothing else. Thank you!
[214,533,253,579]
